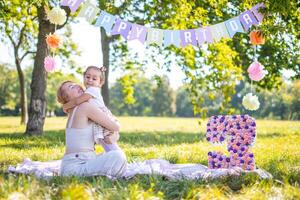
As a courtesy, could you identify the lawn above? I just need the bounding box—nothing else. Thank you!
[0,116,300,199]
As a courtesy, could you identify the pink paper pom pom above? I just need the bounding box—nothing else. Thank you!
[247,61,268,81]
[44,56,56,72]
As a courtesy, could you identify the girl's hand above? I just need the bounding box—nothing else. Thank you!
[62,104,70,113]
[103,132,120,144]
[103,136,112,144]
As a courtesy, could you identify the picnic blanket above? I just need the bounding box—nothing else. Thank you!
[8,158,272,180]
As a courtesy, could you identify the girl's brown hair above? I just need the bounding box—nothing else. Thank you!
[57,81,73,104]
[84,66,106,86]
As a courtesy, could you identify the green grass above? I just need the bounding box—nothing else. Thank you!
[0,116,300,199]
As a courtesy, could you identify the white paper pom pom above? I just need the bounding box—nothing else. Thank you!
[47,7,66,25]
[242,93,260,111]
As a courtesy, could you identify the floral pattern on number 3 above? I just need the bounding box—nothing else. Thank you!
[206,115,256,170]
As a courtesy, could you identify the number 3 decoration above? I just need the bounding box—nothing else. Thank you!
[206,115,256,170]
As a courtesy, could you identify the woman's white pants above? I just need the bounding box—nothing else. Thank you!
[60,150,127,178]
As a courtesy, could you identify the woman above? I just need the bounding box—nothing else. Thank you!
[56,81,127,178]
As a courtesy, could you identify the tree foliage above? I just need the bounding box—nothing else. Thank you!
[151,76,175,116]
[175,86,194,117]
[0,64,18,111]
[106,0,299,117]
[110,75,174,116]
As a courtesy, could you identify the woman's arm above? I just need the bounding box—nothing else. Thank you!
[84,103,120,132]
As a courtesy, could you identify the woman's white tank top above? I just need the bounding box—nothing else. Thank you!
[65,106,94,153]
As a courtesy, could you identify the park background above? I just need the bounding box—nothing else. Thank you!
[0,0,300,199]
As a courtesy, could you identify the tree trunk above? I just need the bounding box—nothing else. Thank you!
[14,57,28,124]
[101,28,110,106]
[25,6,54,135]
[289,111,294,120]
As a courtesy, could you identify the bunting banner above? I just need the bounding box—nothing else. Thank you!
[61,0,84,13]
[224,17,245,38]
[210,22,230,42]
[195,27,213,45]
[164,30,181,47]
[95,11,116,34]
[61,0,265,48]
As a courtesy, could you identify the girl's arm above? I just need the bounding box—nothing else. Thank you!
[63,93,93,112]
[85,103,120,132]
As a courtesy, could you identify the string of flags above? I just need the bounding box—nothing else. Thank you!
[44,1,265,55]
[58,0,265,47]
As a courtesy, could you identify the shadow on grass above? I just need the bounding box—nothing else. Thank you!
[258,132,291,138]
[262,157,300,185]
[1,129,292,150]
[120,131,292,146]
[0,130,205,149]
[0,130,65,149]
[120,131,205,146]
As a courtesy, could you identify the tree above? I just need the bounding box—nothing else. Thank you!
[151,76,174,116]
[289,80,300,120]
[110,75,153,116]
[25,1,77,135]
[175,86,194,117]
[263,81,300,120]
[0,1,39,124]
[0,64,18,113]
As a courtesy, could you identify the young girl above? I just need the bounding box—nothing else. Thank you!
[63,66,120,152]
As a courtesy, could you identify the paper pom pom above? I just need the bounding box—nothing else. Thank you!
[46,33,61,49]
[242,93,260,111]
[250,30,265,45]
[44,56,56,72]
[47,7,66,25]
[247,61,268,81]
